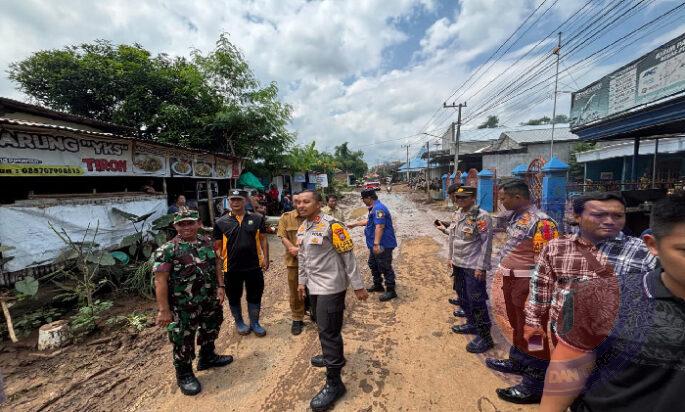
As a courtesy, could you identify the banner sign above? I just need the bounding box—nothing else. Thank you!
[132,142,168,176]
[168,152,193,177]
[193,155,214,178]
[571,32,685,128]
[0,128,131,176]
[215,157,231,179]
[293,172,306,183]
[0,126,239,179]
[231,159,242,178]
[315,173,329,188]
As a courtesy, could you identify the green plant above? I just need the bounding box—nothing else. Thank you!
[116,210,173,263]
[47,222,117,308]
[10,307,64,337]
[124,260,155,299]
[107,311,150,332]
[70,299,113,337]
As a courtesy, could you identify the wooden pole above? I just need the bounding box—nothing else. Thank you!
[1,298,17,343]
[206,179,215,224]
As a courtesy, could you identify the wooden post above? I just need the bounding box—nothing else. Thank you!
[206,179,215,224]
[1,297,18,343]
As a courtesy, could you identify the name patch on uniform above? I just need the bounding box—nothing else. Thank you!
[331,223,354,253]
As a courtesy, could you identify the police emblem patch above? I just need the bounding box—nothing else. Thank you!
[331,223,354,253]
[376,210,384,219]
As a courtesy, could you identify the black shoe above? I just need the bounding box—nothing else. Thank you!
[466,335,494,353]
[310,373,347,412]
[379,289,397,302]
[311,355,326,368]
[197,343,234,371]
[448,298,461,306]
[367,284,384,293]
[175,365,202,396]
[291,320,304,336]
[451,323,477,334]
[197,353,234,371]
[453,308,466,317]
[485,358,524,375]
[496,384,542,404]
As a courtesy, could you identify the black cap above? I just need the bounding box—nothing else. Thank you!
[360,189,376,198]
[228,189,248,200]
[453,186,477,197]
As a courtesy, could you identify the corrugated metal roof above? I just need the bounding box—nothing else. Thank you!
[0,97,132,132]
[502,125,578,144]
[0,117,241,160]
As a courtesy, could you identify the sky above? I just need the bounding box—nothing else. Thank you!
[1,0,684,165]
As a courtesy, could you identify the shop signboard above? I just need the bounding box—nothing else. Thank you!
[168,152,194,177]
[215,157,231,179]
[193,154,214,178]
[570,32,685,129]
[0,128,131,177]
[132,142,169,176]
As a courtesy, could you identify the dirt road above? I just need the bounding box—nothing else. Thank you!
[1,191,535,412]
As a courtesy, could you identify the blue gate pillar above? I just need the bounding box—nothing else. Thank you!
[460,171,468,185]
[441,174,448,199]
[541,157,569,231]
[477,169,495,212]
[512,163,528,178]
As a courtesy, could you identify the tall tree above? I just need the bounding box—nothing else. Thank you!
[477,115,500,129]
[333,142,368,178]
[8,35,294,159]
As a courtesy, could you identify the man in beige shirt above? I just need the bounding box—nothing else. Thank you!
[321,194,345,221]
[296,189,368,412]
[276,192,307,335]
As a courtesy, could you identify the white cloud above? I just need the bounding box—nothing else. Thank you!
[1,0,682,165]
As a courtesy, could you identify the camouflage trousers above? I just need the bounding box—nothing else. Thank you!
[167,298,223,367]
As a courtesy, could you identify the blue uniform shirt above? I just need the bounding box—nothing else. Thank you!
[364,200,398,249]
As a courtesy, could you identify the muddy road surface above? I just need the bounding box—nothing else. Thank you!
[2,191,534,412]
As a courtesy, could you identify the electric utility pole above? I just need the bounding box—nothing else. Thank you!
[402,144,410,182]
[425,141,431,192]
[550,32,561,160]
[443,102,466,175]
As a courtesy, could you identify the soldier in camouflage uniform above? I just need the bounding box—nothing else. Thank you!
[152,209,233,396]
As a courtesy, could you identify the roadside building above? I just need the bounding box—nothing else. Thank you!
[0,98,243,285]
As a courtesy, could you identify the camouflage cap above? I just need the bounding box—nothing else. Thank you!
[173,208,200,224]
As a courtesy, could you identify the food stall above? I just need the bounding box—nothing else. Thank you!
[0,117,242,284]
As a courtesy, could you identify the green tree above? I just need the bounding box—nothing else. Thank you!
[568,141,596,181]
[333,142,368,178]
[553,114,569,123]
[8,35,294,157]
[521,116,551,126]
[520,114,569,126]
[477,115,500,129]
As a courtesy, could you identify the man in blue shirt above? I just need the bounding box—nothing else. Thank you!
[349,189,398,301]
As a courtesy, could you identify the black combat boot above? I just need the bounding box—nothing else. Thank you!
[311,355,346,368]
[466,335,495,353]
[197,342,234,371]
[379,287,397,302]
[175,363,202,396]
[310,369,347,412]
[310,354,326,368]
[291,320,305,336]
[366,284,384,293]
